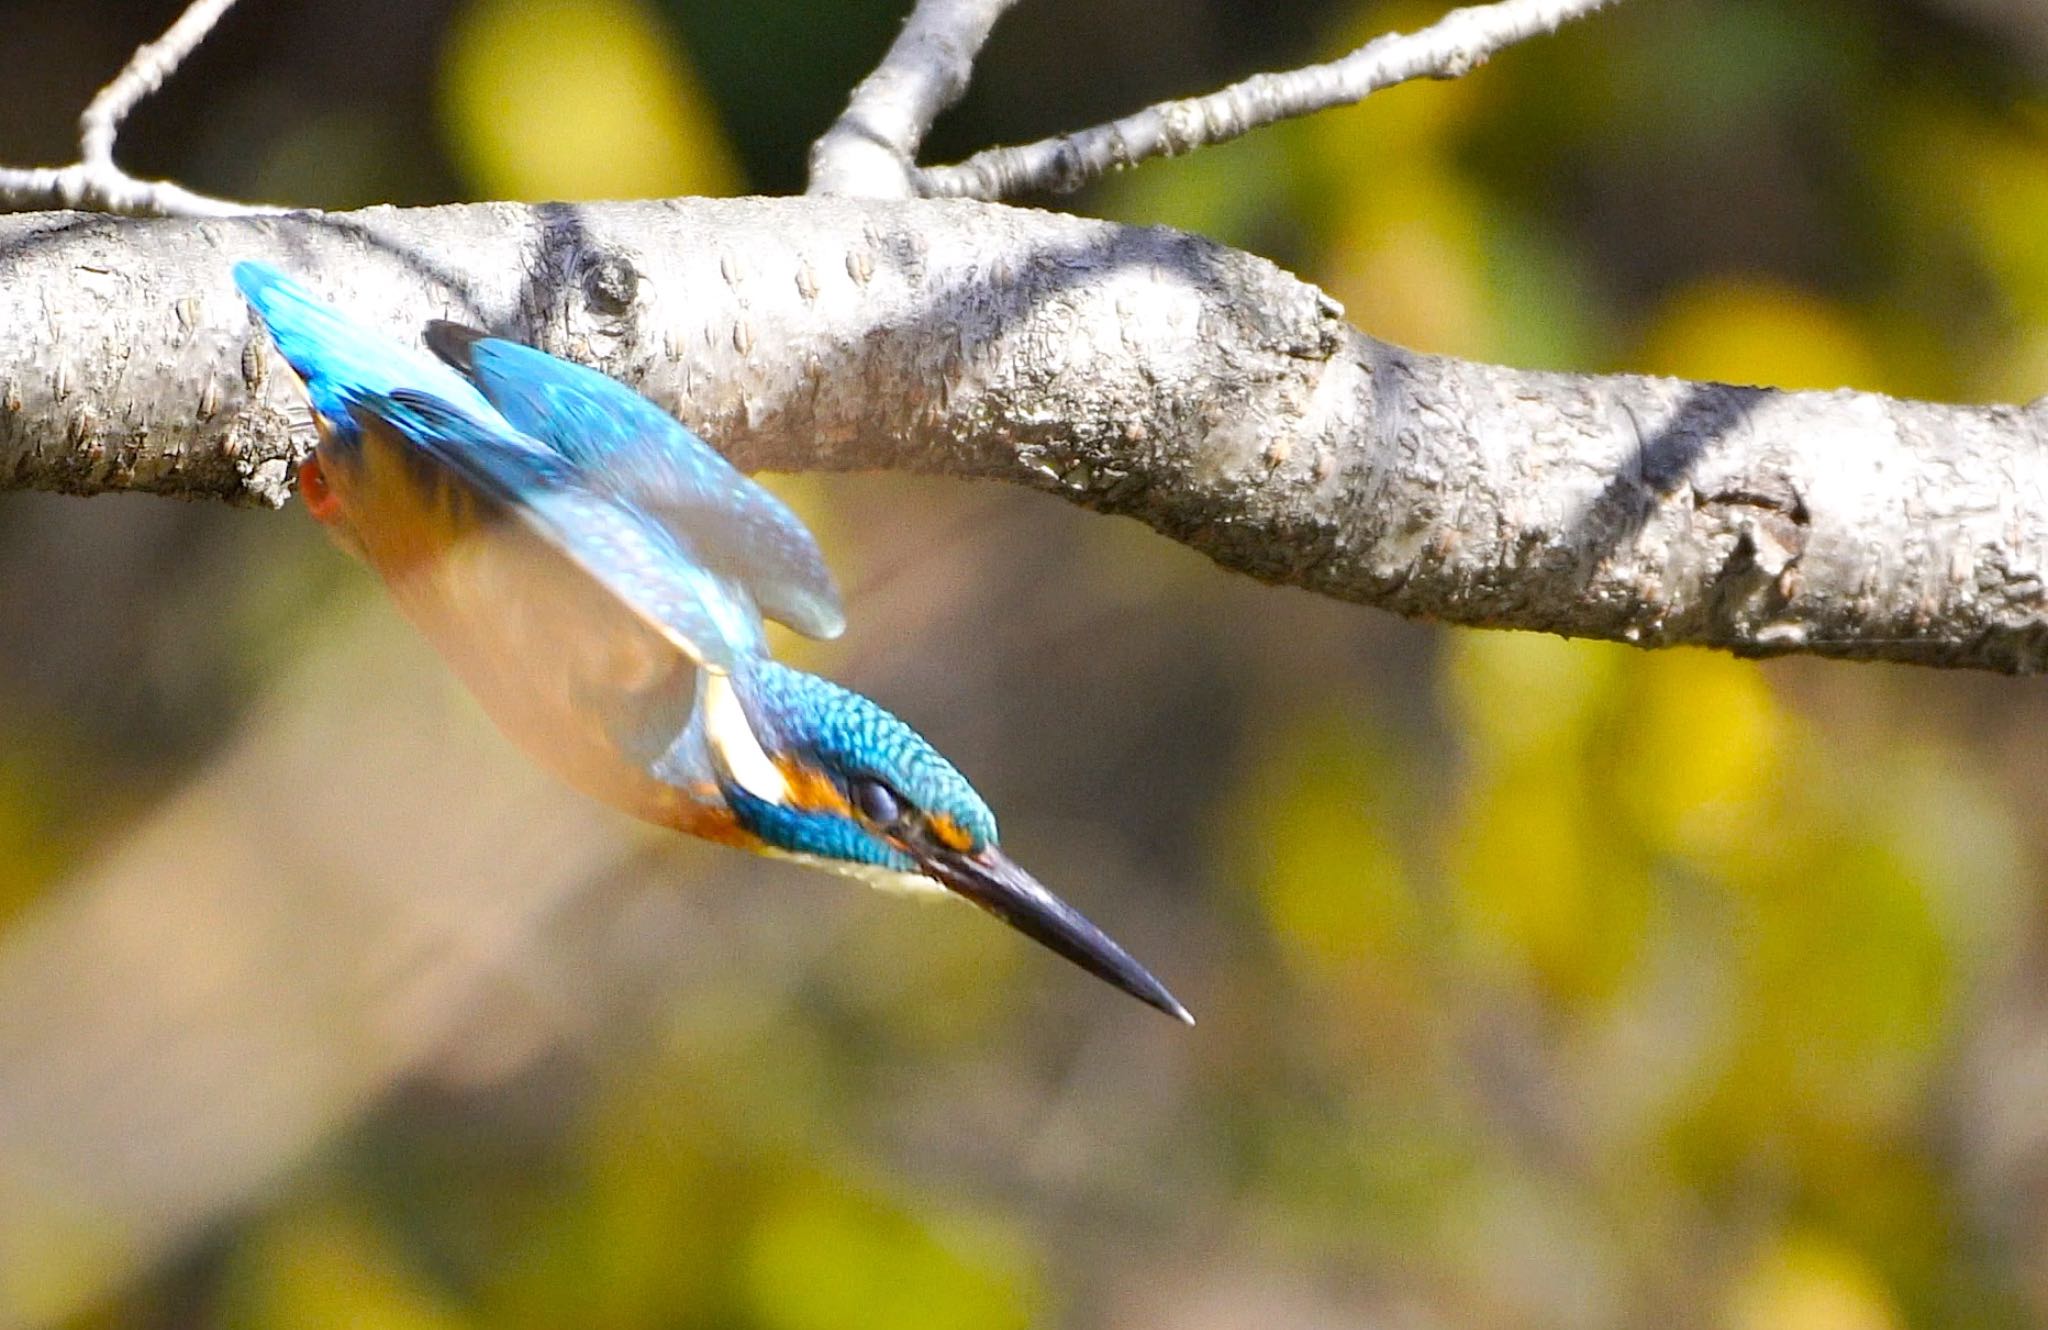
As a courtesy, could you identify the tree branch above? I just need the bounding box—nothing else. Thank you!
[808,0,1025,198]
[917,0,1619,199]
[4,195,2045,673]
[0,0,277,218]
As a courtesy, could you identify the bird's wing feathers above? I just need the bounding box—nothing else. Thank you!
[425,323,847,643]
[368,391,759,673]
[234,262,763,673]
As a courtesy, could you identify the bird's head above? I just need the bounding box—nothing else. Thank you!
[706,661,1191,1023]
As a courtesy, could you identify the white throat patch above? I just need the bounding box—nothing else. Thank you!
[702,671,789,806]
[764,848,948,897]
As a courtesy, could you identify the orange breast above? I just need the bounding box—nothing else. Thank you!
[308,423,703,830]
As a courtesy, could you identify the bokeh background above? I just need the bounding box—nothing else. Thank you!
[0,0,2044,1325]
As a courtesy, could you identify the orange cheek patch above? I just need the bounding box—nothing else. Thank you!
[776,757,852,818]
[665,786,761,850]
[297,454,341,522]
[927,813,975,852]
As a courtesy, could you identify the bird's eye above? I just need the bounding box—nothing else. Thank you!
[851,777,905,829]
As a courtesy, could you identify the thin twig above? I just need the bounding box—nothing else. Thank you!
[917,0,1620,199]
[0,0,277,217]
[808,0,1026,198]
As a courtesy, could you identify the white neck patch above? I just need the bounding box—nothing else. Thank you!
[763,848,947,898]
[703,671,789,806]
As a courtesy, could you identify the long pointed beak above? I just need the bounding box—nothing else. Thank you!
[915,846,1193,1025]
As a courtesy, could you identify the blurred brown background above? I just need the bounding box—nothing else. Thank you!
[0,0,2045,1326]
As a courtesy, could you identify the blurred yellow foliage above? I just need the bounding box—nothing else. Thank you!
[1887,98,2048,326]
[481,1115,722,1327]
[0,745,71,930]
[439,0,739,202]
[1453,757,1648,1004]
[1300,2,1564,362]
[1609,647,1785,873]
[820,899,1022,1050]
[1321,172,1496,360]
[1304,17,1494,361]
[1241,711,1419,984]
[1446,633,1646,1002]
[1446,630,1622,762]
[1639,280,1885,392]
[223,1206,470,1330]
[1954,116,2048,326]
[0,1189,123,1330]
[743,1175,1037,1330]
[1992,324,2048,403]
[1727,1234,1902,1330]
[1311,2,1494,158]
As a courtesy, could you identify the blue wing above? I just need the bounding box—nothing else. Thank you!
[370,391,764,671]
[424,323,847,643]
[234,262,764,672]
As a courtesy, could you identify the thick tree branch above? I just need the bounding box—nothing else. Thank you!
[808,0,1024,198]
[916,0,1619,199]
[3,196,2045,672]
[0,0,276,218]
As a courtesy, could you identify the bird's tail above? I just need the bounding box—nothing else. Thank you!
[231,261,495,431]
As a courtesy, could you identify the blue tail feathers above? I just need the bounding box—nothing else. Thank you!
[232,261,496,441]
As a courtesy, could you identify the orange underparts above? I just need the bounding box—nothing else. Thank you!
[671,785,761,850]
[297,454,341,522]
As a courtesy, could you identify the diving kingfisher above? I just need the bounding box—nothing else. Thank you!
[232,261,1190,1024]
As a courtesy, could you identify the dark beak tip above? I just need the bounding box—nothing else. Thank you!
[1093,964,1195,1027]
[1117,959,1197,1027]
[923,846,1196,1028]
[1091,963,1197,1028]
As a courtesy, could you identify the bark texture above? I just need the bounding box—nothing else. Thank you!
[2,195,2045,671]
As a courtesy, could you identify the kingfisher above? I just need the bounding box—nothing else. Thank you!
[232,262,1190,1024]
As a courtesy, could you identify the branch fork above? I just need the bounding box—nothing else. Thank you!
[807,0,1619,200]
[0,0,277,217]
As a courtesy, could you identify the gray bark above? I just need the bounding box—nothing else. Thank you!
[3,195,2045,671]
